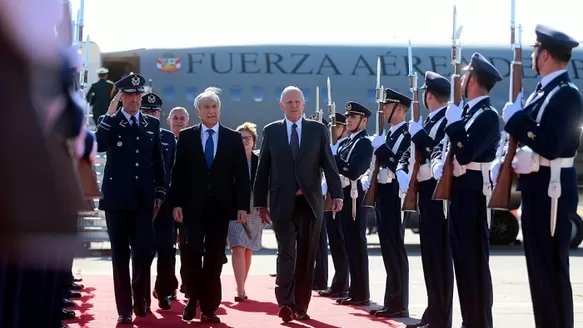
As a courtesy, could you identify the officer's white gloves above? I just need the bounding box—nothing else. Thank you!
[360,174,370,191]
[503,92,523,123]
[396,170,409,194]
[432,162,444,180]
[445,100,464,126]
[408,116,423,138]
[371,131,386,150]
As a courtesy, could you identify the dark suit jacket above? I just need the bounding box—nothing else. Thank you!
[250,152,259,190]
[253,118,343,221]
[170,123,250,222]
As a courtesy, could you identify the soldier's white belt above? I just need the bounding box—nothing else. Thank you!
[540,157,574,167]
[340,175,351,188]
[417,163,432,182]
[377,168,396,184]
[514,146,574,175]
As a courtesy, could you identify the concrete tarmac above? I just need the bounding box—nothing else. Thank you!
[73,229,583,327]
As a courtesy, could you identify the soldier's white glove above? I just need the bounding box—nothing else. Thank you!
[503,92,523,123]
[330,143,339,155]
[371,133,386,150]
[432,162,444,180]
[321,179,328,196]
[360,174,370,191]
[408,116,423,138]
[445,100,464,126]
[396,170,409,194]
[490,158,501,182]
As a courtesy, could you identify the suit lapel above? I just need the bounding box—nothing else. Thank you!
[279,120,294,161]
[192,124,204,162]
[251,153,259,186]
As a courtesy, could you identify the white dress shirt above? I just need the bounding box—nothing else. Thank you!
[389,121,406,135]
[428,106,446,119]
[465,95,489,112]
[285,118,303,145]
[201,123,219,157]
[541,69,568,88]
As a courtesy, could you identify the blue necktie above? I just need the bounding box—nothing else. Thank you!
[205,129,215,167]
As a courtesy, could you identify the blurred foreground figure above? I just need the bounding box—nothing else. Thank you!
[0,1,96,327]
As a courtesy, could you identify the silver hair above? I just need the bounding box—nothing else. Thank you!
[194,86,222,109]
[168,106,189,118]
[280,86,305,102]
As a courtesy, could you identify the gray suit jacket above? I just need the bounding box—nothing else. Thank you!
[253,118,343,221]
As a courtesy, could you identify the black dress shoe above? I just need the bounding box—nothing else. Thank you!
[117,315,132,324]
[278,305,293,322]
[70,283,84,290]
[169,290,177,300]
[294,310,311,320]
[269,273,277,277]
[369,306,387,315]
[335,295,351,303]
[73,277,83,282]
[318,289,347,298]
[61,308,76,320]
[62,298,75,308]
[67,290,82,299]
[158,296,172,310]
[182,301,196,321]
[133,298,148,317]
[406,323,429,328]
[201,312,220,323]
[339,298,370,306]
[374,308,409,318]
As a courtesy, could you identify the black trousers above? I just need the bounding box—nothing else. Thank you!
[312,217,328,289]
[105,208,155,316]
[183,195,230,313]
[324,210,349,293]
[272,195,322,312]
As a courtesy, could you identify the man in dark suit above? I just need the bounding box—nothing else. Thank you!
[86,67,115,124]
[95,73,167,324]
[171,87,250,323]
[140,92,177,310]
[253,86,343,322]
[498,25,582,328]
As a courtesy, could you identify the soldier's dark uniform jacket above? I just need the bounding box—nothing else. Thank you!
[96,77,166,211]
[376,89,411,180]
[86,69,115,120]
[430,53,502,193]
[140,92,176,185]
[503,24,582,328]
[397,71,449,177]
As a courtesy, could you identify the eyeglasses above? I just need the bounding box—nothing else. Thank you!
[282,100,304,106]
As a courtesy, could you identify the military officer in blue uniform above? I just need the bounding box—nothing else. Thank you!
[367,88,411,318]
[140,92,177,310]
[318,113,350,298]
[396,71,453,328]
[96,73,167,324]
[333,102,373,306]
[496,25,582,328]
[431,53,502,328]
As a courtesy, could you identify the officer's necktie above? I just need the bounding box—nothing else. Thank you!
[205,129,215,167]
[130,115,138,129]
[290,123,299,161]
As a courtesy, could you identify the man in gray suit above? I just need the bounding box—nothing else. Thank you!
[254,86,343,323]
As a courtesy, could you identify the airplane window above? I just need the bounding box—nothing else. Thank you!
[303,88,310,102]
[367,89,376,103]
[185,87,197,102]
[321,88,328,103]
[252,86,263,102]
[231,87,242,102]
[163,86,175,101]
[275,87,284,101]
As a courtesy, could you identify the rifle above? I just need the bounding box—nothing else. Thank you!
[432,5,463,201]
[362,57,385,207]
[402,41,421,211]
[324,77,337,211]
[488,1,522,210]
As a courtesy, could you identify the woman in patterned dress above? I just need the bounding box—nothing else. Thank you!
[227,122,265,301]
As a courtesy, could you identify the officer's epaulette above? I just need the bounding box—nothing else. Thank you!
[482,104,490,111]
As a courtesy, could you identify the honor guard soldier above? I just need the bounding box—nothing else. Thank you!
[86,67,115,125]
[396,71,453,328]
[367,88,411,318]
[318,113,350,298]
[431,53,503,328]
[496,25,582,328]
[96,73,167,324]
[333,102,373,306]
[139,92,177,310]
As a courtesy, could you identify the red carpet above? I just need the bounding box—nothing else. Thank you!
[64,275,414,328]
